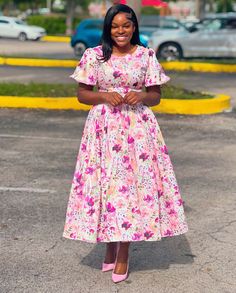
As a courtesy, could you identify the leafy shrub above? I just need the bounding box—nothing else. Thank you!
[27,15,81,35]
[141,6,160,15]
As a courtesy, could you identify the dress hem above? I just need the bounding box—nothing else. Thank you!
[62,227,188,244]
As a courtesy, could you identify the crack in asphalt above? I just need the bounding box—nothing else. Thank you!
[45,241,58,253]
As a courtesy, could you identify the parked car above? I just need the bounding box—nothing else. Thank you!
[0,16,46,41]
[71,18,151,57]
[148,15,236,60]
[140,15,187,33]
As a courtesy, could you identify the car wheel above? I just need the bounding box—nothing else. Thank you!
[157,43,183,61]
[74,42,87,57]
[18,32,27,41]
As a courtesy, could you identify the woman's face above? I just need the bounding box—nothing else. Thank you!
[111,12,135,48]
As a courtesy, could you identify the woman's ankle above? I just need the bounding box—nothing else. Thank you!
[104,242,118,263]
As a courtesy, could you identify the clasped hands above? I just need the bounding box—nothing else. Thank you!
[103,91,144,107]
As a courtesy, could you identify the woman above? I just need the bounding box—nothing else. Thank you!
[63,4,188,283]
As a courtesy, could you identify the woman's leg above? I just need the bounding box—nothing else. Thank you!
[104,242,118,264]
[114,241,130,274]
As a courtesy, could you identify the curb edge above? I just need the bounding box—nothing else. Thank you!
[0,94,231,115]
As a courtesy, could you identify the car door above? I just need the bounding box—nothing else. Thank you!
[83,21,103,48]
[0,19,11,37]
[180,19,227,57]
[0,18,18,38]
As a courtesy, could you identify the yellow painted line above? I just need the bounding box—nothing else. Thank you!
[0,57,77,68]
[42,35,70,43]
[0,57,5,65]
[0,55,236,72]
[162,61,236,73]
[0,94,231,115]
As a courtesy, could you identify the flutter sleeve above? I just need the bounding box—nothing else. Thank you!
[144,48,170,87]
[70,48,98,86]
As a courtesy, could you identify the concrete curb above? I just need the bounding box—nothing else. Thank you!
[0,55,236,72]
[0,57,76,67]
[42,36,70,43]
[0,94,231,115]
[162,61,236,73]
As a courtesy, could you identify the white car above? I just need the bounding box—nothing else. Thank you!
[148,15,236,60]
[0,16,46,41]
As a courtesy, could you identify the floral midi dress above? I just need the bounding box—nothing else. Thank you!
[63,45,188,243]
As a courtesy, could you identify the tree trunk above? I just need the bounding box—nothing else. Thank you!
[196,0,206,19]
[66,0,76,36]
[126,0,142,21]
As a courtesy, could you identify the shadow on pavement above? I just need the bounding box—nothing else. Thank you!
[81,234,194,271]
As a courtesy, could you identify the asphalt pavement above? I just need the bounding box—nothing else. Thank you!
[1,40,236,292]
[0,108,236,293]
[0,39,74,59]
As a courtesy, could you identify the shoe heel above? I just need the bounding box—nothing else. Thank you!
[102,262,115,272]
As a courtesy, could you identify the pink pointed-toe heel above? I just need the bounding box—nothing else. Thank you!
[112,259,129,283]
[102,243,119,272]
[102,262,115,272]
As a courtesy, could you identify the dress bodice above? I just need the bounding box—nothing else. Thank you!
[71,45,170,98]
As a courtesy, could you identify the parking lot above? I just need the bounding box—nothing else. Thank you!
[0,39,74,59]
[1,108,236,293]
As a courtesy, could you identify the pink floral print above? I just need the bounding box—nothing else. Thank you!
[63,45,188,243]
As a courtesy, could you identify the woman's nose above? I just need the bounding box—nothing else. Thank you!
[118,26,124,34]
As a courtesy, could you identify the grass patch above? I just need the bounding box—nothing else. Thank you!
[162,85,213,99]
[0,83,76,97]
[0,83,214,99]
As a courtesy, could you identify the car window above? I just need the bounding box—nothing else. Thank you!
[0,20,9,24]
[159,19,180,29]
[15,20,27,25]
[85,23,103,30]
[202,19,222,30]
[225,19,236,29]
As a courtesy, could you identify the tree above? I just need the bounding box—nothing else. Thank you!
[216,0,234,12]
[195,0,206,19]
[65,0,77,35]
[126,0,142,20]
[65,0,94,35]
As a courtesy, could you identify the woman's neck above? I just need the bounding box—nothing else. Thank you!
[112,44,136,56]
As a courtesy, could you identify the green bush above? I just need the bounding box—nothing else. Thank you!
[26,15,81,35]
[141,6,160,15]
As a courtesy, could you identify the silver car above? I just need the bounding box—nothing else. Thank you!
[148,15,236,60]
[0,16,46,41]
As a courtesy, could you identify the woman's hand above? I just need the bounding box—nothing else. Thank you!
[103,92,123,107]
[123,91,144,106]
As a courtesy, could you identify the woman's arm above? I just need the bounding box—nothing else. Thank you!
[123,85,161,107]
[77,83,123,106]
[142,85,161,107]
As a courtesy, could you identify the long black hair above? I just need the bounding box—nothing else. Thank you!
[100,4,142,62]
